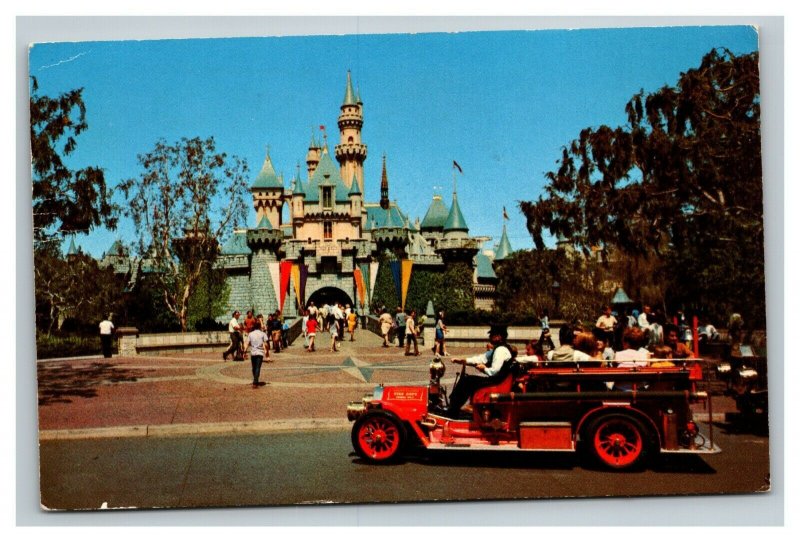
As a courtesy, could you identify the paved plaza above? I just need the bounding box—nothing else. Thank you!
[36,329,733,441]
[37,330,453,440]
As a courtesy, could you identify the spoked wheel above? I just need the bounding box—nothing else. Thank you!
[586,414,650,470]
[351,412,405,463]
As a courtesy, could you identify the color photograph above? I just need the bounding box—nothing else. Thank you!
[26,19,771,514]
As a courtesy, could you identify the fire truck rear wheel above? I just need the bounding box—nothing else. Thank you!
[351,412,406,463]
[584,413,651,471]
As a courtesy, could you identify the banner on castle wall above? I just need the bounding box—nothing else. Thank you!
[389,260,401,307]
[267,262,281,308]
[401,259,413,310]
[368,261,379,304]
[359,263,371,308]
[279,261,293,312]
[353,268,366,308]
[291,264,301,308]
[299,264,308,307]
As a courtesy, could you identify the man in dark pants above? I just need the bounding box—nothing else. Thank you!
[395,307,407,348]
[223,311,242,361]
[99,315,115,358]
[445,324,514,417]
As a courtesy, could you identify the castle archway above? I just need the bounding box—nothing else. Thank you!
[306,287,353,310]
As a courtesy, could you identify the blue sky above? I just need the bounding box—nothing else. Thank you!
[28,25,759,257]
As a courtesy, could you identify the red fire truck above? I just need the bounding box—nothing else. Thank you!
[347,357,719,470]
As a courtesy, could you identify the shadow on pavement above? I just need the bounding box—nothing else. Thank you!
[37,361,147,406]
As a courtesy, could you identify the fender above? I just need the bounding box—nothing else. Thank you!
[575,404,663,448]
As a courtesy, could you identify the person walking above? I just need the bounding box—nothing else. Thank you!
[329,316,340,352]
[301,310,310,348]
[347,309,358,341]
[395,308,407,348]
[379,309,393,347]
[223,311,242,361]
[432,310,448,356]
[247,320,269,388]
[99,314,115,358]
[404,310,420,356]
[306,315,317,352]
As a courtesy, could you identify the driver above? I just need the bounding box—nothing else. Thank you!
[445,324,514,417]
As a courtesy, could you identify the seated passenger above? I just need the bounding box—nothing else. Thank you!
[446,324,515,417]
[614,327,649,368]
[573,332,600,366]
[547,325,576,363]
[516,339,541,364]
[650,345,675,368]
[595,336,615,363]
[665,324,693,359]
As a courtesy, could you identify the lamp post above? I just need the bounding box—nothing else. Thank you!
[552,280,561,318]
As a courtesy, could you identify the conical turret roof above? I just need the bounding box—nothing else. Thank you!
[443,193,469,232]
[348,174,361,196]
[66,236,78,256]
[420,194,449,230]
[494,224,513,260]
[252,151,283,189]
[343,71,356,106]
[256,214,274,230]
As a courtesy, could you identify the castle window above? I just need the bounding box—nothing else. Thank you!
[322,187,333,209]
[348,136,353,143]
[324,221,333,239]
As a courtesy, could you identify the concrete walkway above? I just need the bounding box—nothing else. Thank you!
[37,329,732,440]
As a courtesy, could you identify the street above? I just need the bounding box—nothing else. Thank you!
[39,421,769,510]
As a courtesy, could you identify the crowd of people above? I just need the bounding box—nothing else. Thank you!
[375,305,444,357]
[516,305,713,368]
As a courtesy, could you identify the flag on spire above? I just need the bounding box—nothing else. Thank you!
[319,125,325,131]
[503,206,509,221]
[453,160,463,173]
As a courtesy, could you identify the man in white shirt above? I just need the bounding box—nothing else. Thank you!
[445,325,513,417]
[99,315,114,358]
[223,311,242,361]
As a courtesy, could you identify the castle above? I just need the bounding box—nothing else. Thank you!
[99,72,514,322]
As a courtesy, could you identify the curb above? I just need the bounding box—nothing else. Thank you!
[39,418,352,441]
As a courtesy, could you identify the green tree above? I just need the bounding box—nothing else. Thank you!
[187,265,230,330]
[30,77,117,245]
[494,248,606,323]
[119,137,249,331]
[520,49,764,326]
[34,246,125,335]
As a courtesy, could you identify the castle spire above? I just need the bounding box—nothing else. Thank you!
[343,70,356,105]
[380,154,390,210]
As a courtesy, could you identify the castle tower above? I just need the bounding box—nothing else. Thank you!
[494,224,513,261]
[379,154,390,210]
[251,149,285,229]
[306,130,321,180]
[334,71,367,193]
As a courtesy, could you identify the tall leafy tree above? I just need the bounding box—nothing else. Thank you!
[520,49,764,326]
[34,245,125,335]
[119,137,249,332]
[30,77,117,245]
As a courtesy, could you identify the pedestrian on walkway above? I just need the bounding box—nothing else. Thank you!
[347,309,358,342]
[223,311,243,361]
[396,307,407,348]
[379,309,393,347]
[306,314,317,352]
[302,310,310,348]
[99,314,114,358]
[405,310,420,356]
[248,320,269,388]
[432,310,448,356]
[329,316,340,352]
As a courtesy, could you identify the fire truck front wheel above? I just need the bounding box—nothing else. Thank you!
[584,413,652,470]
[351,411,406,463]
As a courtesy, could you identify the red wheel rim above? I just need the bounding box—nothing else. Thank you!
[358,417,400,460]
[593,418,644,467]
